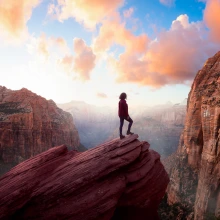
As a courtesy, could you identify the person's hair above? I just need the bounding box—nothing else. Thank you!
[119,92,127,100]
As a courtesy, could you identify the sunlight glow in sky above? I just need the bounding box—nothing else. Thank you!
[0,0,220,106]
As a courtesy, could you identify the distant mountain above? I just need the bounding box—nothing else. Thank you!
[165,101,173,106]
[109,101,187,157]
[58,101,118,148]
[59,99,187,157]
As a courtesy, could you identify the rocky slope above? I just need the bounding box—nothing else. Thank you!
[167,51,220,219]
[59,101,186,157]
[0,86,80,175]
[0,134,169,220]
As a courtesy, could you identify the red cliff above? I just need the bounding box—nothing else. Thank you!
[167,51,220,219]
[0,86,80,175]
[0,134,169,220]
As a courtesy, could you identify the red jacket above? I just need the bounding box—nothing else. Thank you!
[118,99,129,117]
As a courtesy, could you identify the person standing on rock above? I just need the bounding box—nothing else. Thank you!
[118,92,134,139]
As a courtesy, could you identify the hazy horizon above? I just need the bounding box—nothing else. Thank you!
[57,96,187,108]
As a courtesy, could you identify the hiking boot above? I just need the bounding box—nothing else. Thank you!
[126,131,134,135]
[120,135,125,139]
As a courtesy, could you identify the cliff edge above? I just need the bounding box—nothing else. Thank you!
[167,51,220,219]
[0,134,169,220]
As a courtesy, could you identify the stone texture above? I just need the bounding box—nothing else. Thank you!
[167,51,220,219]
[0,134,169,220]
[0,86,80,175]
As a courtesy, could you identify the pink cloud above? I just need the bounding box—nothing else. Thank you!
[48,0,124,29]
[93,18,149,55]
[28,34,68,60]
[0,0,41,42]
[53,37,67,48]
[55,37,96,80]
[109,14,218,87]
[73,38,96,80]
[204,0,220,43]
[38,34,49,59]
[123,7,134,18]
[109,52,168,87]
[58,55,74,73]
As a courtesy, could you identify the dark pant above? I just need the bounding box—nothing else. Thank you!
[119,116,133,135]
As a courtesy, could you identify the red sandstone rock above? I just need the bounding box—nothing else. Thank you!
[0,134,169,220]
[0,86,80,175]
[167,51,220,219]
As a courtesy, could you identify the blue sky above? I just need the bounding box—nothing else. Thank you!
[0,0,219,107]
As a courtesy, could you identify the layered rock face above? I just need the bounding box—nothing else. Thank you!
[167,51,220,219]
[0,134,169,220]
[0,86,80,175]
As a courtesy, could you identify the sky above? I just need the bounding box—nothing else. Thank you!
[0,0,220,107]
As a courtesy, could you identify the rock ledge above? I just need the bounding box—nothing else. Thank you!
[0,134,169,220]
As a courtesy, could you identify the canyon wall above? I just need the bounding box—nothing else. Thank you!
[167,51,220,219]
[0,86,80,175]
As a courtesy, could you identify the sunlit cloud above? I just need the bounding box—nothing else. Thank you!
[109,14,218,87]
[58,55,74,73]
[0,0,41,43]
[37,34,49,60]
[159,0,175,7]
[27,33,68,60]
[48,0,124,29]
[93,18,149,55]
[123,7,134,18]
[57,38,96,80]
[204,0,220,43]
[52,37,68,48]
[2,0,219,93]
[110,53,169,87]
[28,33,96,81]
[73,38,96,81]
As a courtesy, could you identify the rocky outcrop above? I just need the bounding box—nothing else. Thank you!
[0,86,80,175]
[167,51,220,219]
[0,134,169,220]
